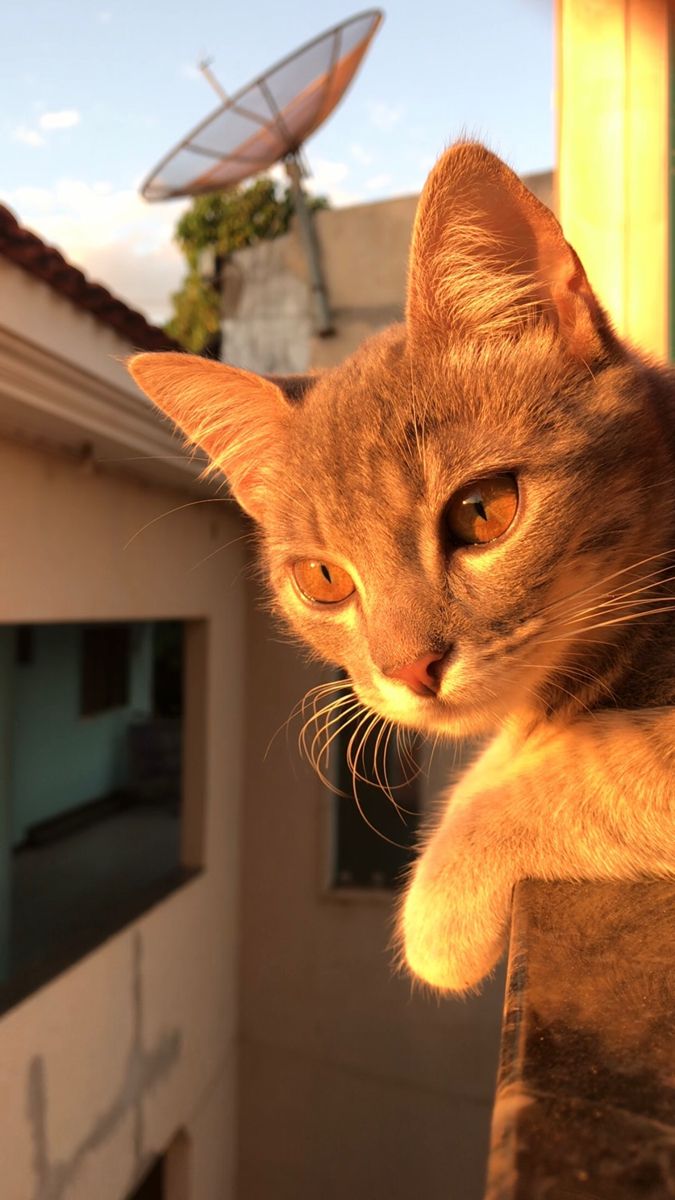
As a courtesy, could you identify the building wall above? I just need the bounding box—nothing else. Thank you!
[0,432,245,1200]
[10,622,154,846]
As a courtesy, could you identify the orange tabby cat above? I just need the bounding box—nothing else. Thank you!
[128,143,675,992]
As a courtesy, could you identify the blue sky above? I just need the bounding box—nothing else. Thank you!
[0,0,554,323]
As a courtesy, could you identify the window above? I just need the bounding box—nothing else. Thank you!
[0,619,196,1014]
[330,676,421,890]
[126,1131,190,1200]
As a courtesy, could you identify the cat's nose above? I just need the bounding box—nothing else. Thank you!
[382,649,450,697]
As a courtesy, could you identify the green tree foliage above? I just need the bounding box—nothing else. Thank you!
[165,177,327,353]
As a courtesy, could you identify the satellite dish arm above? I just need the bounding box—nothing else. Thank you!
[198,58,229,103]
[285,153,333,337]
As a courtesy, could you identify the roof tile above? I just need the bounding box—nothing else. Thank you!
[0,203,181,352]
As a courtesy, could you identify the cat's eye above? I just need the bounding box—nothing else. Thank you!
[292,559,355,604]
[445,474,518,546]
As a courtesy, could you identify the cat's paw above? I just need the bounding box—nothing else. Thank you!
[398,848,513,993]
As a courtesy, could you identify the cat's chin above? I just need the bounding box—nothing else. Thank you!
[414,698,503,740]
[352,683,502,740]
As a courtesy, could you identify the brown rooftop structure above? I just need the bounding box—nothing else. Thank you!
[0,202,179,352]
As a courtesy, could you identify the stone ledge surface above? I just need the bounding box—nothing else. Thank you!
[485,878,675,1200]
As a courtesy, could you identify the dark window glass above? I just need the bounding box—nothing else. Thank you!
[81,624,130,715]
[15,626,33,666]
[127,1158,163,1200]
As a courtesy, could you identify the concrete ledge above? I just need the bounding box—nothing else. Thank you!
[485,878,675,1199]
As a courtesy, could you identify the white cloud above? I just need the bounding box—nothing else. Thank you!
[364,173,393,192]
[233,159,363,208]
[178,62,203,81]
[11,124,44,148]
[304,158,364,207]
[98,10,112,22]
[38,109,81,131]
[267,163,287,188]
[1,179,188,324]
[368,101,404,132]
[350,142,373,167]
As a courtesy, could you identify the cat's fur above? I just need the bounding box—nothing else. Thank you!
[128,143,675,992]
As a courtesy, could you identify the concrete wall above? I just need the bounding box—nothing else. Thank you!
[0,429,245,1200]
[11,622,154,845]
[221,240,312,375]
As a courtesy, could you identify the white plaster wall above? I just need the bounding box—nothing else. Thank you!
[0,434,245,1200]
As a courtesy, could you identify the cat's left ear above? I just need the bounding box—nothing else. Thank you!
[127,352,306,520]
[407,142,615,361]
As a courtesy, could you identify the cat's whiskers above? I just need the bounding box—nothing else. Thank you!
[313,705,366,781]
[519,673,596,720]
[123,496,235,550]
[545,560,675,619]
[187,531,255,574]
[522,657,618,707]
[299,687,355,760]
[550,571,675,630]
[297,679,361,767]
[265,680,349,760]
[382,721,412,811]
[407,358,426,476]
[308,697,364,779]
[346,711,412,847]
[370,719,409,822]
[536,547,675,622]
[540,603,675,648]
[370,717,394,805]
[376,718,419,817]
[426,731,439,782]
[346,709,384,791]
[300,700,364,795]
[394,727,423,791]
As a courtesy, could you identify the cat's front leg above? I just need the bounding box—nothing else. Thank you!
[400,708,675,993]
[399,789,516,993]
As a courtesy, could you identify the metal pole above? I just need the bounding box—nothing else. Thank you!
[198,58,229,103]
[285,153,334,337]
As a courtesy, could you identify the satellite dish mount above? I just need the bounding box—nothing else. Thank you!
[141,11,384,341]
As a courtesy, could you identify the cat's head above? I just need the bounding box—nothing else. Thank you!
[129,143,666,736]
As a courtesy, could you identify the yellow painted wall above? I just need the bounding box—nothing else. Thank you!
[557,0,670,357]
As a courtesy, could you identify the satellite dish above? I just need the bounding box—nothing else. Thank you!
[141,10,384,336]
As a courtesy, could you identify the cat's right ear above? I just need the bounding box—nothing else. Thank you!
[407,142,615,361]
[127,352,297,521]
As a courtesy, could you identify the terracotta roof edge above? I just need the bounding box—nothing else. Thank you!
[0,202,182,353]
